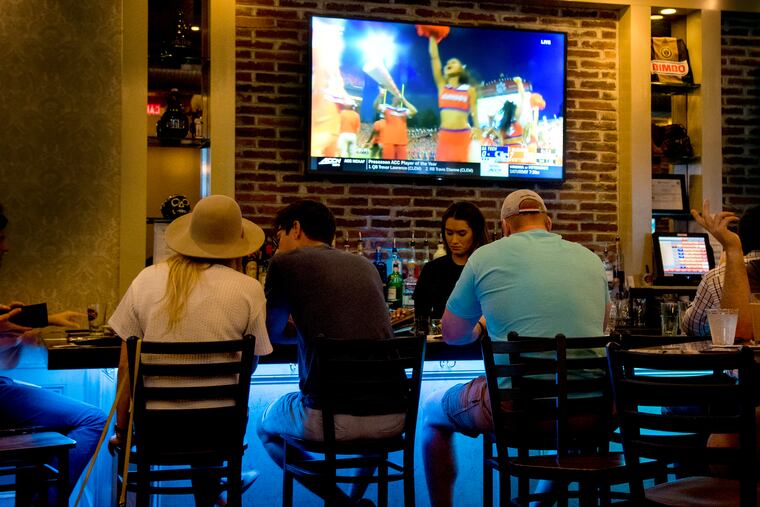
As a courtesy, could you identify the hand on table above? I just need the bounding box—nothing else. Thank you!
[0,306,31,335]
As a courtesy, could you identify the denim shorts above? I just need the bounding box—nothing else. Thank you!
[441,376,493,438]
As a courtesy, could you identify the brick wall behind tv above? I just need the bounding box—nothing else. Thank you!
[235,0,621,257]
[721,11,760,216]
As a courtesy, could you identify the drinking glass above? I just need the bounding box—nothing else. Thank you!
[707,308,738,346]
[749,293,760,342]
[632,298,647,327]
[430,319,442,336]
[660,302,679,336]
[87,303,106,332]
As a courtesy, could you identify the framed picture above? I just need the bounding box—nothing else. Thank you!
[652,174,688,216]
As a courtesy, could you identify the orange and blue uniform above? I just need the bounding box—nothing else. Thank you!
[436,84,472,162]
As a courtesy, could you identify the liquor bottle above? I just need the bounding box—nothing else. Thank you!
[343,231,351,253]
[356,231,365,257]
[387,263,404,310]
[602,246,614,291]
[373,245,387,289]
[156,88,189,143]
[403,237,418,307]
[614,235,625,294]
[390,237,402,278]
[422,234,431,266]
[433,234,446,260]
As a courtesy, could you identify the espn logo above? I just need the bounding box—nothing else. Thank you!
[318,158,342,167]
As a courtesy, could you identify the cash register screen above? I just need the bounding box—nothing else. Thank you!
[653,233,715,285]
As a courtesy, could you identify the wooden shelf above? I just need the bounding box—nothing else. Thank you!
[651,82,700,96]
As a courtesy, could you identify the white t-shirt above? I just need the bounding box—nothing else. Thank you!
[110,263,272,407]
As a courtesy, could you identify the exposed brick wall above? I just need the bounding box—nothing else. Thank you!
[235,0,621,259]
[721,12,760,216]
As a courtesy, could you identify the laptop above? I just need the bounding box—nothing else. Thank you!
[652,232,715,286]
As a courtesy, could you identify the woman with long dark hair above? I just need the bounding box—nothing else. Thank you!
[414,201,489,325]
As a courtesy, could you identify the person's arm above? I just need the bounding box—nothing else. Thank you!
[108,341,131,455]
[428,37,444,91]
[374,88,385,112]
[441,308,480,346]
[692,201,753,339]
[48,310,86,328]
[264,260,297,344]
[468,85,480,140]
[402,96,418,117]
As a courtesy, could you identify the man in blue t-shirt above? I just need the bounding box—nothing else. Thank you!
[421,189,610,507]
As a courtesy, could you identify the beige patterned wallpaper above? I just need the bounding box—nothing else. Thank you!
[0,0,122,319]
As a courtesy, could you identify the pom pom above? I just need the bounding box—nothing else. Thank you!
[530,93,546,110]
[416,25,450,43]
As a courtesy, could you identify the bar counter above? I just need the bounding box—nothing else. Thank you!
[43,332,483,370]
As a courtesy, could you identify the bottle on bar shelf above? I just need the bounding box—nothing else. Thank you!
[433,233,446,260]
[356,231,365,257]
[387,262,404,310]
[602,246,614,292]
[422,233,431,266]
[403,235,418,307]
[373,244,387,290]
[614,235,625,294]
[390,237,402,279]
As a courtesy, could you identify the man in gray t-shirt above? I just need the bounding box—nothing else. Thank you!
[257,200,397,505]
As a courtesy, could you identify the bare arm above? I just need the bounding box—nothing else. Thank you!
[692,201,753,339]
[428,37,444,91]
[402,96,418,117]
[441,308,480,346]
[108,341,131,455]
[468,85,480,139]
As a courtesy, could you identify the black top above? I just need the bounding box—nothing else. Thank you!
[413,255,465,320]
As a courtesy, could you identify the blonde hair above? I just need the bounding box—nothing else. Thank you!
[163,254,240,331]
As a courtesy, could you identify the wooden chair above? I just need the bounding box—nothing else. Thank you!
[119,335,256,507]
[481,331,629,507]
[282,333,426,507]
[607,342,758,507]
[0,427,75,507]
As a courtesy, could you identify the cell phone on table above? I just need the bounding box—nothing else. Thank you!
[1,303,48,328]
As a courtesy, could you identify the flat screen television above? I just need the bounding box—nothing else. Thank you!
[652,232,716,286]
[307,15,567,182]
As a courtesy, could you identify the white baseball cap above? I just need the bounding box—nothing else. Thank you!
[500,189,548,220]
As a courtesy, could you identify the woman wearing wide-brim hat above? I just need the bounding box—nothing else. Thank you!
[108,195,273,505]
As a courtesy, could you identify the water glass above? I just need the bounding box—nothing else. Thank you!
[429,319,442,336]
[632,298,647,327]
[87,303,106,332]
[660,302,679,336]
[707,308,738,346]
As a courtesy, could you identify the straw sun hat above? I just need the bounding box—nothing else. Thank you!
[165,195,264,259]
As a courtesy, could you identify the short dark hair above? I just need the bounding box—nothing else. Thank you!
[739,205,760,255]
[440,201,489,257]
[273,200,336,245]
[0,203,6,230]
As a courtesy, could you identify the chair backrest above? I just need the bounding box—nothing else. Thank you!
[126,335,256,460]
[481,331,614,454]
[606,342,757,505]
[312,333,426,448]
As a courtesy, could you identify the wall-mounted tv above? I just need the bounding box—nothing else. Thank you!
[307,15,567,183]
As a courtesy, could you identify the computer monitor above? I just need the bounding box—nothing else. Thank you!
[652,232,715,286]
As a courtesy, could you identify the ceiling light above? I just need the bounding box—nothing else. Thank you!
[650,14,664,20]
[190,25,200,32]
[660,8,677,15]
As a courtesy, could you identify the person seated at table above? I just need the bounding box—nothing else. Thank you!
[257,199,399,506]
[107,195,272,506]
[413,201,488,330]
[681,204,760,337]
[691,200,760,471]
[421,190,610,507]
[0,203,107,505]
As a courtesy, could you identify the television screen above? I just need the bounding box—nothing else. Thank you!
[307,15,567,182]
[652,233,715,286]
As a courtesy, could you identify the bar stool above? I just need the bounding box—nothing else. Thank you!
[281,334,426,507]
[0,428,76,507]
